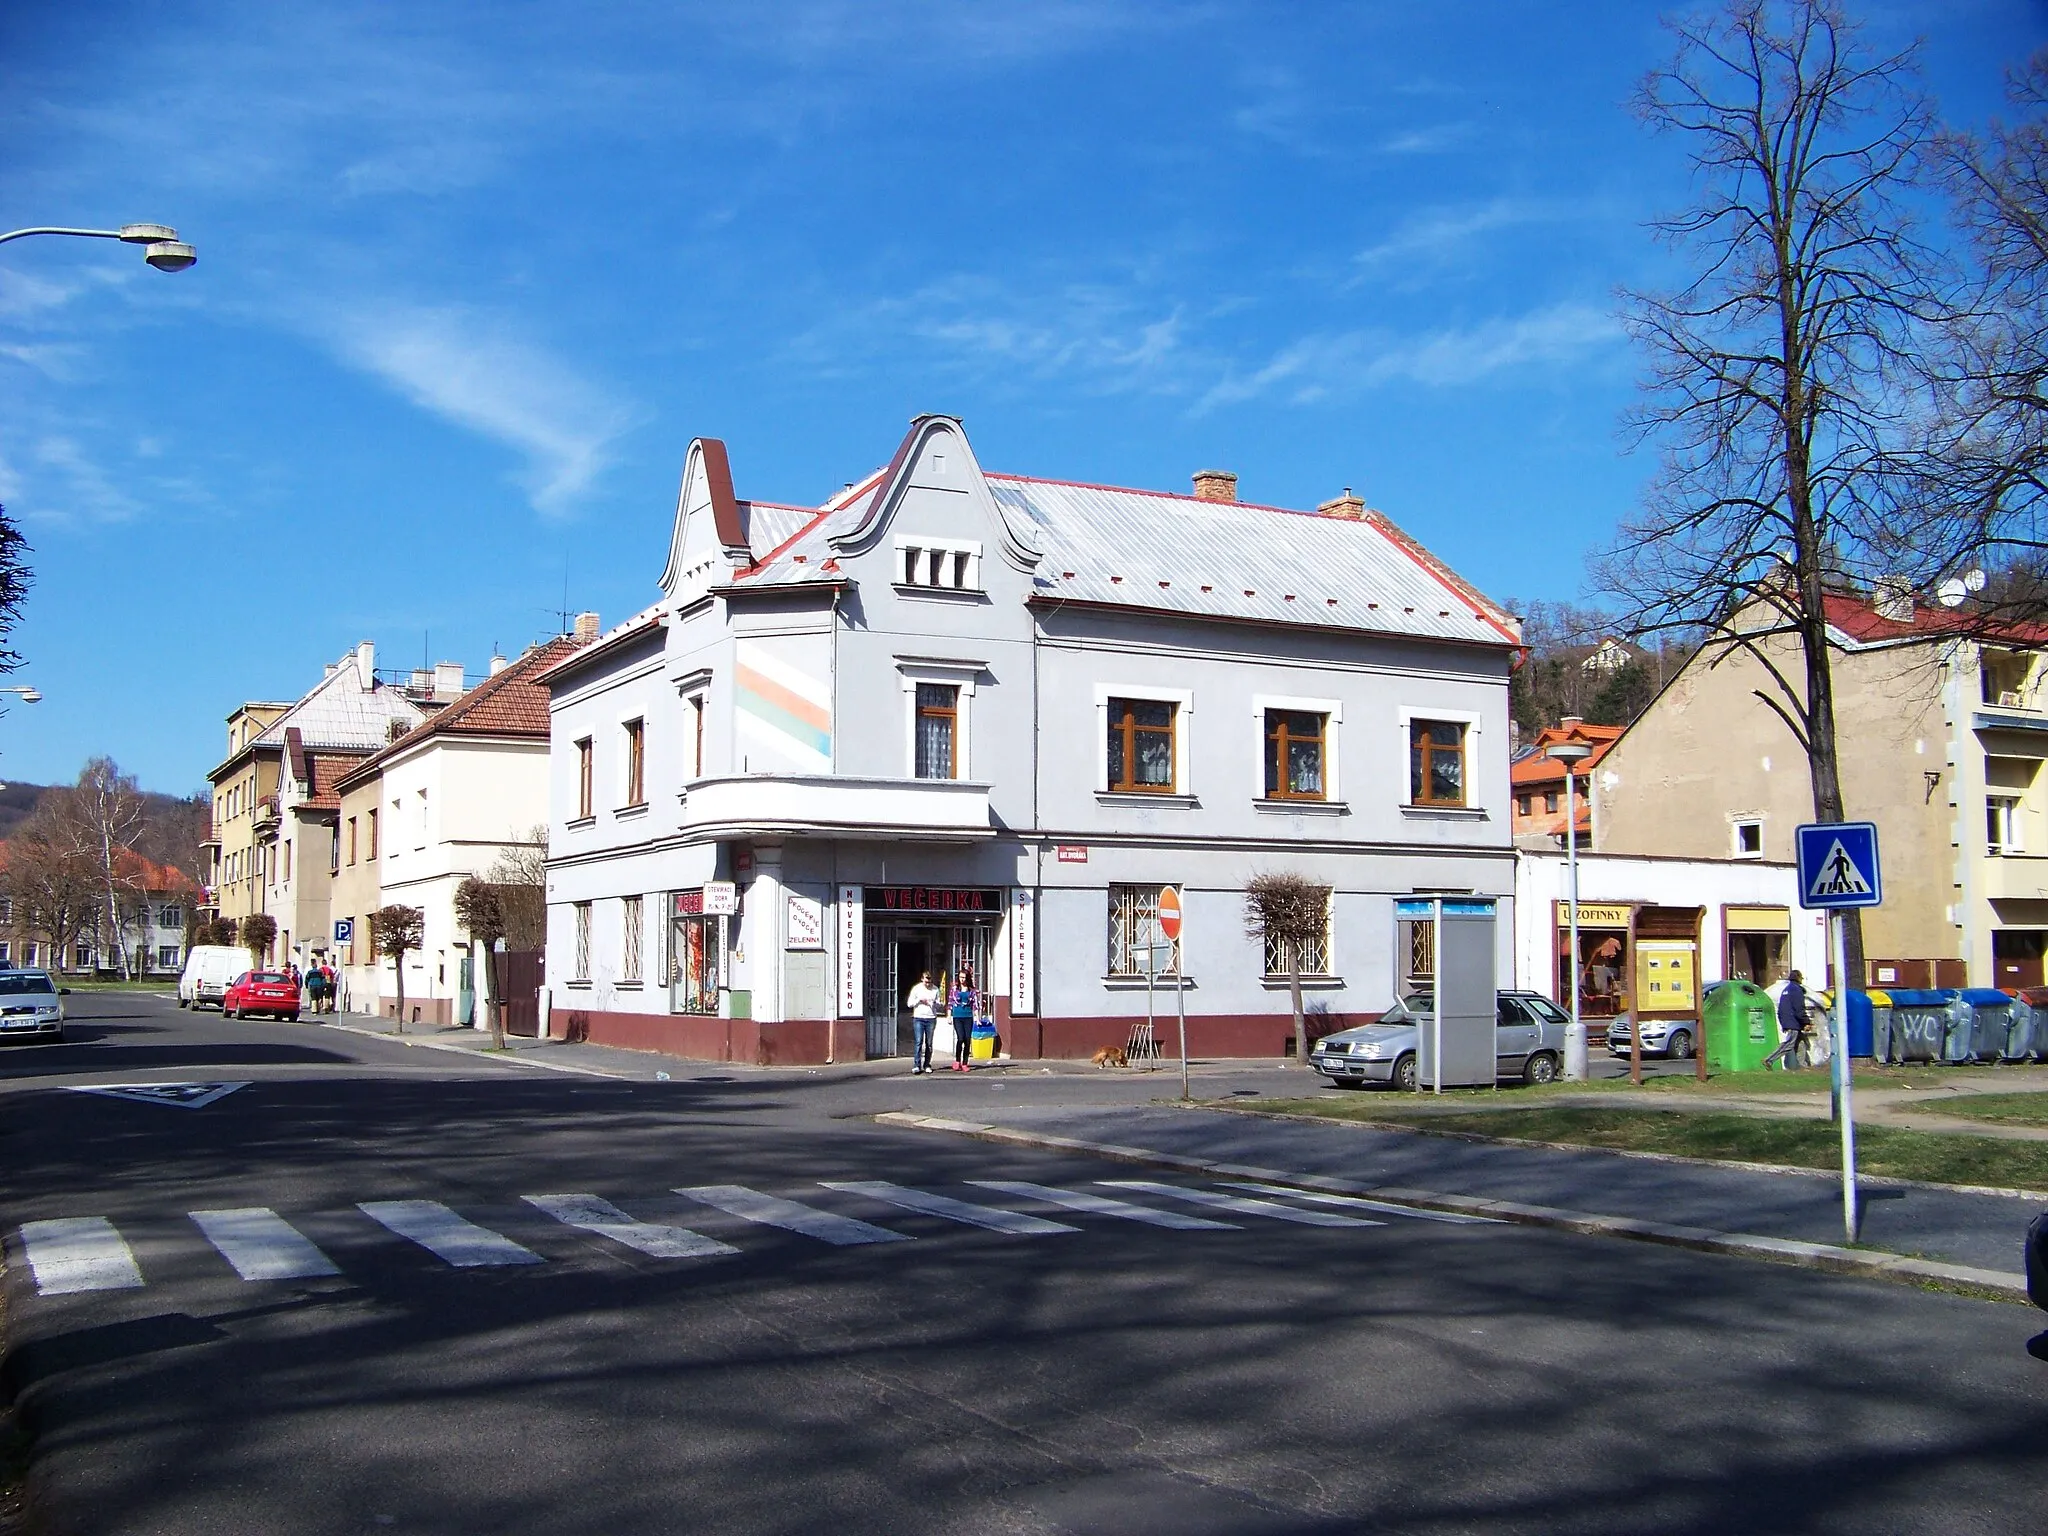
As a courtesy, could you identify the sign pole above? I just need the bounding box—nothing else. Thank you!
[1176,929,1190,1103]
[1145,915,1157,1072]
[1832,911,1860,1241]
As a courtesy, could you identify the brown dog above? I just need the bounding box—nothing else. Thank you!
[1091,1045,1130,1069]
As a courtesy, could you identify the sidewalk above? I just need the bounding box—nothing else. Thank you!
[315,1010,669,1079]
[875,1099,2042,1293]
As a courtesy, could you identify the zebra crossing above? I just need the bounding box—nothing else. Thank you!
[12,1178,1486,1297]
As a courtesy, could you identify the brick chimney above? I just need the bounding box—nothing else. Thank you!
[1317,486,1366,520]
[573,611,601,641]
[1191,469,1237,503]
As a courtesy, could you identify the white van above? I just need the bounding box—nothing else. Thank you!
[179,946,248,1010]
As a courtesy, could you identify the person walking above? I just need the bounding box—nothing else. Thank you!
[949,968,977,1072]
[1764,969,1809,1069]
[905,970,941,1075]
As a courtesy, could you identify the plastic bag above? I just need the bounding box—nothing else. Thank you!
[932,1018,957,1058]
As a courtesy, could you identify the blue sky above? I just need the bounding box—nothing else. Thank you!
[0,0,2039,794]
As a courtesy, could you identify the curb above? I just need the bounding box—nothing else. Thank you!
[315,1021,626,1079]
[872,1111,2032,1305]
[1199,1102,2048,1204]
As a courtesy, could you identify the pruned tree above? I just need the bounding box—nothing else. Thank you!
[454,876,507,1050]
[1596,0,1944,983]
[239,913,276,968]
[373,904,425,1033]
[1243,872,1331,1066]
[486,825,548,952]
[197,916,238,948]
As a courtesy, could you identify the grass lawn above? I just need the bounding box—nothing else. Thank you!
[1903,1092,2048,1127]
[56,979,176,993]
[1556,1064,2023,1096]
[1235,1099,2048,1190]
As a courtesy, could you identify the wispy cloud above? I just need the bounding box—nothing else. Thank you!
[19,435,143,524]
[1354,199,1543,272]
[317,304,641,516]
[1197,302,1622,411]
[1378,123,1473,155]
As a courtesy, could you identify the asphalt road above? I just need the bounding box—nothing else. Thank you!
[2,991,2045,1535]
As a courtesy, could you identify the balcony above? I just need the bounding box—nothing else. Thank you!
[678,773,995,843]
[1982,853,2048,902]
[252,795,281,832]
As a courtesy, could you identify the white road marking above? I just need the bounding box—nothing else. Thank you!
[1217,1183,1501,1225]
[1099,1181,1386,1228]
[967,1180,1238,1231]
[189,1207,343,1280]
[673,1185,911,1246]
[358,1201,544,1267]
[820,1181,1079,1235]
[522,1194,738,1259]
[19,1217,146,1294]
[69,1082,250,1110]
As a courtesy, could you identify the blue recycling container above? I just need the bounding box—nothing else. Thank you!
[1844,990,1874,1058]
[1882,989,1962,1064]
[1957,988,2019,1061]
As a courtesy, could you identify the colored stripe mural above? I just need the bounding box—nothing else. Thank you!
[734,642,832,772]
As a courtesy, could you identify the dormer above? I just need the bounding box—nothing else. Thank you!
[661,437,752,607]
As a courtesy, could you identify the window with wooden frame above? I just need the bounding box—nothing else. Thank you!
[623,718,646,807]
[1107,698,1177,793]
[1408,720,1467,807]
[367,808,379,859]
[575,737,594,819]
[690,695,705,778]
[914,684,959,779]
[1263,710,1326,800]
[573,902,592,981]
[347,817,358,866]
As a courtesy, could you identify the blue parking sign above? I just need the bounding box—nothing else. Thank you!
[333,918,355,943]
[1795,822,1882,909]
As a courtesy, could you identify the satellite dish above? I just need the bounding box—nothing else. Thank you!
[1937,578,1969,608]
[1966,568,1987,593]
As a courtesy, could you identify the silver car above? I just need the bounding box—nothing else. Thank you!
[1309,990,1568,1090]
[1605,1014,1699,1061]
[0,969,67,1042]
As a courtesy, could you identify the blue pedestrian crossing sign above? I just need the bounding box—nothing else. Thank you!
[1795,822,1883,909]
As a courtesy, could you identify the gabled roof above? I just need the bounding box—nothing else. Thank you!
[0,843,197,896]
[337,636,588,790]
[229,652,428,767]
[533,606,665,690]
[704,420,1516,647]
[1511,723,1624,788]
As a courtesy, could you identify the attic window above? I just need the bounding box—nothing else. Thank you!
[895,536,982,593]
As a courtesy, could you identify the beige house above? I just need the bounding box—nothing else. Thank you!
[206,644,455,964]
[332,637,580,1025]
[1592,590,2048,989]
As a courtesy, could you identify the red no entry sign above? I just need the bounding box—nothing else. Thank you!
[1157,886,1182,941]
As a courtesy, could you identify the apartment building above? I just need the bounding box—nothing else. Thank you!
[541,416,1522,1065]
[1593,591,2048,988]
[331,637,580,1023]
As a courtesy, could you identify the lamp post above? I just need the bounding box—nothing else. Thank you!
[1546,740,1594,1081]
[0,224,196,272]
[0,687,41,705]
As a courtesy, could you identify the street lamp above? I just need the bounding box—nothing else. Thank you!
[1546,739,1594,1081]
[0,686,41,705]
[0,224,196,272]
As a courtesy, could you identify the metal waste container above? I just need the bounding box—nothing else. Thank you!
[2014,987,2048,1062]
[1704,979,1778,1073]
[1866,989,1893,1063]
[1883,989,1961,1064]
[1841,990,1876,1057]
[1956,988,2017,1062]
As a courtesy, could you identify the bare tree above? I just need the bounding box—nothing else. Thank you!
[1597,0,1943,981]
[1243,872,1331,1066]
[454,877,507,1050]
[65,758,146,979]
[487,825,548,952]
[1910,52,2048,604]
[1,803,97,967]
[373,904,425,1032]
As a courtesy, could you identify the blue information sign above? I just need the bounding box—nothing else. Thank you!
[1795,822,1883,910]
[333,918,355,943]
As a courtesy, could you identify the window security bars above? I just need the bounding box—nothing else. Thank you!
[1108,884,1181,976]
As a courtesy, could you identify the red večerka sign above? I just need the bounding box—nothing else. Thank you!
[865,886,1003,913]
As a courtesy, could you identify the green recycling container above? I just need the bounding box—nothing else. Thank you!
[1704,979,1779,1073]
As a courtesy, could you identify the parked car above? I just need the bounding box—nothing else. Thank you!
[179,945,248,1011]
[1309,990,1568,1090]
[1606,1014,1700,1061]
[222,970,301,1021]
[0,969,66,1042]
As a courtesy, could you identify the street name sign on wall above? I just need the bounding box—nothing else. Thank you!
[1795,822,1883,909]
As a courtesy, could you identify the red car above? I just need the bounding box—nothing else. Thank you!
[222,970,301,1021]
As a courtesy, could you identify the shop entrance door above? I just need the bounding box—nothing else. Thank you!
[864,927,901,1057]
[861,922,997,1059]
